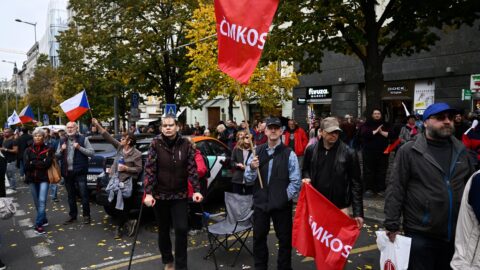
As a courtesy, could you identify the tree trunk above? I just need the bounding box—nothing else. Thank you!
[363,56,384,116]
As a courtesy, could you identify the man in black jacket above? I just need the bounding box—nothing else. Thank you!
[302,117,363,228]
[384,103,475,270]
[245,117,301,270]
[143,115,203,270]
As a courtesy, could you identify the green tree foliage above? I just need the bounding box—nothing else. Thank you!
[57,0,199,123]
[185,2,299,119]
[26,54,58,124]
[265,0,480,113]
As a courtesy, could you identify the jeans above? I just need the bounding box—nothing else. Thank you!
[30,182,49,227]
[6,162,16,190]
[153,199,189,270]
[18,160,25,177]
[50,184,58,200]
[253,204,293,270]
[64,173,90,218]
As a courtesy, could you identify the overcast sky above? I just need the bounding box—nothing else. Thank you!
[0,1,50,80]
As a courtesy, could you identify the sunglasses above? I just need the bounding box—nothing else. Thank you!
[430,113,454,121]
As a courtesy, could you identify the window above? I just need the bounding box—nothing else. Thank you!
[207,141,230,157]
[196,141,214,156]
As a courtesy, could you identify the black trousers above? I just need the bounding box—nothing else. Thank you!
[253,204,293,270]
[363,149,389,193]
[406,232,454,270]
[0,158,6,197]
[64,173,90,218]
[109,195,133,227]
[153,199,189,270]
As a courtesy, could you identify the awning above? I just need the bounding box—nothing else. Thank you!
[136,118,160,126]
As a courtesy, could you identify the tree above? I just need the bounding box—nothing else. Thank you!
[185,1,299,120]
[265,0,480,114]
[27,54,58,123]
[57,0,200,124]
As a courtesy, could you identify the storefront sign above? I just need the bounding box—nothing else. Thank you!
[462,89,472,101]
[306,86,332,100]
[297,98,307,105]
[414,81,435,111]
[386,86,408,95]
[471,74,480,91]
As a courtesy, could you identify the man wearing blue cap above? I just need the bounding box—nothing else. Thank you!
[384,102,475,270]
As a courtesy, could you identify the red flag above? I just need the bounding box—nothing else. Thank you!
[214,0,279,84]
[384,138,401,154]
[293,184,361,270]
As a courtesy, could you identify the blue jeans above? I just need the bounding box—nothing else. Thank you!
[30,182,49,227]
[19,160,25,177]
[6,162,16,190]
[50,184,58,200]
[64,174,90,218]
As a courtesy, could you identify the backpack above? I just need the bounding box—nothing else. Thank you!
[0,197,16,220]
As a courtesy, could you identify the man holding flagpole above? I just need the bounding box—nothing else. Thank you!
[56,121,95,225]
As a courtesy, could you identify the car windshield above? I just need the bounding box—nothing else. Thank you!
[90,142,116,153]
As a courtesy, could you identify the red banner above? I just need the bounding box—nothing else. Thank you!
[293,184,361,270]
[214,0,279,84]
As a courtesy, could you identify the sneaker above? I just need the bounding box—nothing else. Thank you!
[377,191,385,197]
[0,259,6,270]
[83,216,91,224]
[125,219,137,237]
[63,217,77,225]
[52,198,59,203]
[188,229,201,236]
[6,189,16,195]
[42,220,49,227]
[34,226,46,235]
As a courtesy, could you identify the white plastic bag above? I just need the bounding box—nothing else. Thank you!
[376,231,412,270]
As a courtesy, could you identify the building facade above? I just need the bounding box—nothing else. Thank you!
[292,23,480,128]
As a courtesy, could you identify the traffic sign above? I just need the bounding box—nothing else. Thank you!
[164,104,177,116]
[131,93,140,109]
[462,89,472,101]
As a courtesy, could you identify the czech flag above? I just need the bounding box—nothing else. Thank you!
[19,105,35,123]
[60,90,91,122]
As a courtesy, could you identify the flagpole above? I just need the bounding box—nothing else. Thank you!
[236,82,264,189]
[83,90,94,119]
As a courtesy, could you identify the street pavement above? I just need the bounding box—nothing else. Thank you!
[0,182,384,270]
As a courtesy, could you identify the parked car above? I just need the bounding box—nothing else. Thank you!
[96,135,233,217]
[87,133,154,196]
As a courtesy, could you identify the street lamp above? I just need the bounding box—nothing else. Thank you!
[15,18,37,43]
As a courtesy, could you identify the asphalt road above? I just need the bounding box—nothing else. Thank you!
[0,183,381,270]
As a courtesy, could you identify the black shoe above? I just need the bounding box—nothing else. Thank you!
[63,217,77,225]
[0,259,6,270]
[52,198,59,203]
[364,190,375,198]
[83,216,91,224]
[114,227,122,239]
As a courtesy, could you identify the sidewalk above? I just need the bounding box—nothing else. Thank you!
[362,195,385,223]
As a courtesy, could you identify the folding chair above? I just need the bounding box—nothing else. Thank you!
[204,192,254,269]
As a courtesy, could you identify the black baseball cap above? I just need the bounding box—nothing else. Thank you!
[265,117,281,127]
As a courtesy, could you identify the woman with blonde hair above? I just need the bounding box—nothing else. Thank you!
[230,130,254,195]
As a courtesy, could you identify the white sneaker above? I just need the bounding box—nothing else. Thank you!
[6,189,16,195]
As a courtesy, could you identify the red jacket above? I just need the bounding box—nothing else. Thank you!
[188,149,207,198]
[284,128,308,156]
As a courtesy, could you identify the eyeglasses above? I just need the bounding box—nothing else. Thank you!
[430,113,454,121]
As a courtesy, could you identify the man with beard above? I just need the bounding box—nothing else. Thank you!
[359,109,390,197]
[384,103,475,270]
[56,122,95,225]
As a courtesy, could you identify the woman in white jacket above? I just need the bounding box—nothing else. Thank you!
[451,171,480,269]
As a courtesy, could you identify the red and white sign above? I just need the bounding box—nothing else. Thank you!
[292,184,360,270]
[214,0,279,84]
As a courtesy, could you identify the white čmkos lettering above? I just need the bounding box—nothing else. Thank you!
[219,16,268,50]
[309,216,353,258]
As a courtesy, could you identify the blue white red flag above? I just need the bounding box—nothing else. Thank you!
[60,90,91,122]
[19,105,35,123]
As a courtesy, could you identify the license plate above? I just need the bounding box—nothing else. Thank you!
[87,175,98,182]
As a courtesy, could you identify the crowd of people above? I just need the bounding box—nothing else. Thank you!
[0,101,479,269]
